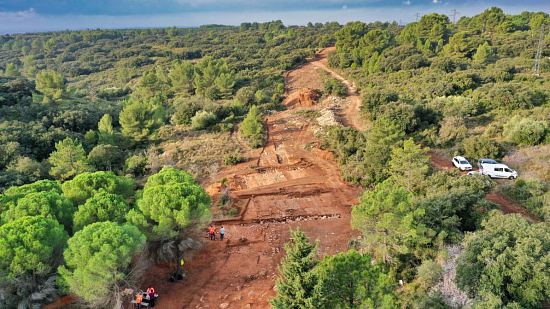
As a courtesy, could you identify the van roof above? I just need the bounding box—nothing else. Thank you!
[481,163,512,169]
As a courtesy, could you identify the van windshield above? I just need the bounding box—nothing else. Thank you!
[460,160,469,165]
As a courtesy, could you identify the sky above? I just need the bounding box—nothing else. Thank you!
[0,0,548,34]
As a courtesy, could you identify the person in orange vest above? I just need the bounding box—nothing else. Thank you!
[208,225,216,240]
[146,287,156,307]
[134,293,143,309]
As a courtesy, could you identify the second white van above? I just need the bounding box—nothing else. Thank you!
[480,163,518,179]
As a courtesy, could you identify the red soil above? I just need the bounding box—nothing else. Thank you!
[137,48,362,309]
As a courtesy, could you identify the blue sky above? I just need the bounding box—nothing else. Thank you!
[0,0,548,33]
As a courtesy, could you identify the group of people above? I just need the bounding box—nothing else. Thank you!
[133,287,157,308]
[208,224,225,240]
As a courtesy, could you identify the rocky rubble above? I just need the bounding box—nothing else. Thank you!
[433,245,472,308]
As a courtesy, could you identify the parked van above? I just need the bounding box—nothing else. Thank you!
[480,163,518,179]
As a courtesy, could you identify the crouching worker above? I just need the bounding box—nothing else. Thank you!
[134,293,143,309]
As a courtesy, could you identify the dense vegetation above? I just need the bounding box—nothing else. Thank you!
[313,7,550,308]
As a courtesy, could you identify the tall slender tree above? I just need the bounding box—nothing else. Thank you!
[272,229,319,309]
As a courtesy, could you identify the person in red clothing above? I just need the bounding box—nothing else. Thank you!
[146,287,156,307]
[208,225,216,240]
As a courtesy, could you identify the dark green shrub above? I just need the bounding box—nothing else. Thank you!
[503,116,548,146]
[462,136,503,160]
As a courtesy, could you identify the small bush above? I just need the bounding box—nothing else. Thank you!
[500,179,549,221]
[124,154,148,177]
[323,77,347,97]
[191,110,217,130]
[462,136,503,160]
[503,116,548,146]
[223,153,244,166]
[438,116,468,146]
[416,260,443,291]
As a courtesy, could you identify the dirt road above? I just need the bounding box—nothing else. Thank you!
[141,48,362,309]
[310,47,366,131]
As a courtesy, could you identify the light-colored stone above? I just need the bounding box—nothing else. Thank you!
[219,302,230,309]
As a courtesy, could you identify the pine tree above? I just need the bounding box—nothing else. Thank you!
[4,63,20,77]
[388,138,430,193]
[97,114,115,144]
[271,229,318,309]
[48,138,93,180]
[240,105,265,148]
[473,42,496,65]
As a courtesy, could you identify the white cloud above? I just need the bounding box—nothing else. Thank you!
[432,0,441,3]
[403,0,412,5]
[0,8,37,19]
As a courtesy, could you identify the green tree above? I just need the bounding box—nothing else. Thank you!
[193,57,232,98]
[58,222,146,307]
[48,138,93,180]
[73,190,131,232]
[126,167,211,240]
[131,70,169,100]
[119,97,166,142]
[61,171,135,205]
[124,154,149,177]
[415,260,443,291]
[214,72,236,99]
[6,156,45,183]
[456,212,550,308]
[169,60,195,95]
[35,69,65,103]
[21,55,37,77]
[97,113,115,144]
[87,144,124,171]
[388,139,430,193]
[472,42,496,65]
[462,136,502,160]
[0,216,67,299]
[4,63,20,77]
[272,229,319,309]
[3,179,62,197]
[503,116,548,146]
[1,190,75,231]
[313,250,398,309]
[361,118,405,186]
[351,179,431,266]
[240,105,265,148]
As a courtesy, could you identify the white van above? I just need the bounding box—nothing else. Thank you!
[479,163,518,179]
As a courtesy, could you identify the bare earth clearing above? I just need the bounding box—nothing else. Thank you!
[142,48,362,309]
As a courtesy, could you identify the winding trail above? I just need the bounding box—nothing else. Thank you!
[310,47,366,131]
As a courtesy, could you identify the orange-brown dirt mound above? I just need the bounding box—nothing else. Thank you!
[283,87,321,108]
